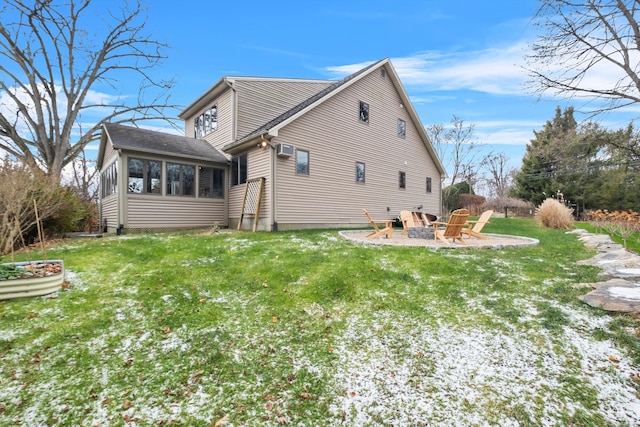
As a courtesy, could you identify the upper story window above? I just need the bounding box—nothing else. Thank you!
[399,171,406,189]
[356,162,365,183]
[199,167,225,198]
[101,161,117,198]
[296,149,309,175]
[398,119,406,138]
[128,158,161,194]
[194,104,218,138]
[426,177,432,193]
[166,162,195,196]
[231,154,248,185]
[359,101,369,123]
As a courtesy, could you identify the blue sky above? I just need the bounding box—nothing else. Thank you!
[89,1,640,174]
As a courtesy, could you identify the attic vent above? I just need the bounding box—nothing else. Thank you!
[381,68,386,79]
[277,143,294,157]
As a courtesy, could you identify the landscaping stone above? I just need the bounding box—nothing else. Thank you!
[570,229,640,314]
[408,227,433,239]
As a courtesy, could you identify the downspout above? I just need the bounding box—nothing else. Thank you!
[270,139,277,231]
[117,149,125,233]
[224,78,236,227]
[225,79,237,141]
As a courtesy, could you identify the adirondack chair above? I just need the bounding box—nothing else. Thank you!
[362,209,394,239]
[433,209,470,245]
[462,209,494,239]
[400,210,437,234]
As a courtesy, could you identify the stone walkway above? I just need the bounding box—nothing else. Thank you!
[571,229,640,314]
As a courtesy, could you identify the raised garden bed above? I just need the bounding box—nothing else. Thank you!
[0,260,65,300]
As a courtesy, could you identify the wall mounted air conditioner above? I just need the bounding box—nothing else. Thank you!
[277,143,294,157]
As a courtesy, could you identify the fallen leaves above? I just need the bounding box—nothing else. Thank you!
[213,415,227,426]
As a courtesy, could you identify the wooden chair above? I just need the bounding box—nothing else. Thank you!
[400,210,417,234]
[432,209,470,245]
[462,209,494,239]
[362,209,394,239]
[400,210,437,234]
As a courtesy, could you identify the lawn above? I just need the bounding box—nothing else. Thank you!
[1,218,639,426]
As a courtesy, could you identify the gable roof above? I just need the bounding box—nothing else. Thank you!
[220,58,446,176]
[97,123,228,168]
[179,77,334,131]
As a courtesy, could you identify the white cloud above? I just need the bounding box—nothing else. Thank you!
[326,42,531,96]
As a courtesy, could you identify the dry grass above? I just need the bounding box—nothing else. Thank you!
[535,198,574,229]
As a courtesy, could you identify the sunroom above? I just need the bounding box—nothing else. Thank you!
[97,123,230,234]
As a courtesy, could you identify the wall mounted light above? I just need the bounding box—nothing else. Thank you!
[256,140,268,148]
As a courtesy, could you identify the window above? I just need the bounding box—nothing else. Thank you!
[399,171,406,189]
[166,162,195,196]
[426,177,432,193]
[199,167,224,198]
[381,68,386,79]
[296,149,309,175]
[231,154,248,185]
[359,101,369,123]
[194,115,203,138]
[356,162,365,183]
[398,119,406,138]
[194,104,218,138]
[128,158,161,194]
[205,105,217,133]
[101,161,117,198]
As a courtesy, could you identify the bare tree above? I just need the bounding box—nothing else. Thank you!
[527,0,640,114]
[482,152,515,199]
[0,0,178,182]
[425,115,481,186]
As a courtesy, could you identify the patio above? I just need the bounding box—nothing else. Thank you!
[339,230,540,249]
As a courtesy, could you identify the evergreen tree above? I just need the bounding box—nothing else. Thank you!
[512,107,639,212]
[511,107,578,205]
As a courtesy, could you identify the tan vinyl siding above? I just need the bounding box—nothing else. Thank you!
[103,140,116,163]
[99,147,120,232]
[234,80,333,139]
[202,89,234,152]
[126,196,224,229]
[273,68,441,226]
[101,195,118,232]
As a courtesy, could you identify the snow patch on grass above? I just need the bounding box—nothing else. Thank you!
[330,311,640,426]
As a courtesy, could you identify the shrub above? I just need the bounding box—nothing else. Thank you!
[484,197,535,218]
[443,181,473,211]
[459,194,486,215]
[586,209,640,248]
[535,198,574,229]
[0,161,74,255]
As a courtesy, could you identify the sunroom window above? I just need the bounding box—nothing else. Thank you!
[199,167,224,198]
[166,162,195,196]
[101,161,117,198]
[128,158,161,194]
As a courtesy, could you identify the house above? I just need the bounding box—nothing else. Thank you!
[97,58,446,233]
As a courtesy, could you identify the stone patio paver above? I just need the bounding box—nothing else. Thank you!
[571,229,640,314]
